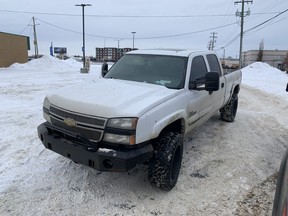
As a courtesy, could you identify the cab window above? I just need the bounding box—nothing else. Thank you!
[189,55,208,83]
[206,54,221,75]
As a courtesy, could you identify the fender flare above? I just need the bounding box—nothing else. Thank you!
[150,110,186,139]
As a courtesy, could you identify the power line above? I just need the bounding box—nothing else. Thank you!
[134,23,236,39]
[220,34,241,50]
[219,7,288,50]
[246,15,288,35]
[0,9,282,18]
[256,0,286,15]
[221,0,237,24]
[244,8,288,34]
[35,17,238,40]
[246,0,287,24]
[0,9,80,17]
[35,6,287,47]
[18,18,32,35]
[36,18,83,35]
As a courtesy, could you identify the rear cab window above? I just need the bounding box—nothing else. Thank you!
[206,54,222,76]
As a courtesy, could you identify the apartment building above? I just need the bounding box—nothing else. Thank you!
[95,47,135,62]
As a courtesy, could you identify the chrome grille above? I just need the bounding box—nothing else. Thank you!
[49,105,107,142]
[50,106,106,128]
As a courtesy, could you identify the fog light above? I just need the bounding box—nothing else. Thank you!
[103,159,113,169]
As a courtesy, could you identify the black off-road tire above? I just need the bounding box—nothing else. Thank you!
[148,132,183,190]
[220,94,238,122]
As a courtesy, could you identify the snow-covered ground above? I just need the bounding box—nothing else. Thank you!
[0,56,287,215]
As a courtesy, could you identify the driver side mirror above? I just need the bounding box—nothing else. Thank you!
[189,72,219,92]
[101,62,108,77]
[205,72,219,91]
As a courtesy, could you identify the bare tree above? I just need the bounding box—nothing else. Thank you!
[283,53,288,71]
[257,40,264,62]
[283,53,288,65]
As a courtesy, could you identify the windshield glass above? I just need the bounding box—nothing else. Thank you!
[105,54,188,89]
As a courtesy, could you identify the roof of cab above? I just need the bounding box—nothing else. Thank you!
[126,48,215,57]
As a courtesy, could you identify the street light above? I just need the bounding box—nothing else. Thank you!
[75,4,91,72]
[221,47,226,66]
[115,39,122,61]
[131,32,136,50]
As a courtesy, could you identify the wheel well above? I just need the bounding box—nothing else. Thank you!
[152,119,184,150]
[233,84,240,95]
[160,119,185,137]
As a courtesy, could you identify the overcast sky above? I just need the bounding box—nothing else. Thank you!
[1,0,288,58]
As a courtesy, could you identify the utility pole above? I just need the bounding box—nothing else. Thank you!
[209,32,217,51]
[131,32,136,50]
[235,0,252,68]
[32,17,39,58]
[207,41,212,50]
[75,4,92,72]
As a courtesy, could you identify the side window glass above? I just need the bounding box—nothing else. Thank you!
[206,54,221,75]
[190,56,208,83]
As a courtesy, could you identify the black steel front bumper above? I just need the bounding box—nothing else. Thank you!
[37,122,154,172]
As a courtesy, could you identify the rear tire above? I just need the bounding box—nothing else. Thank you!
[220,94,238,122]
[148,132,183,190]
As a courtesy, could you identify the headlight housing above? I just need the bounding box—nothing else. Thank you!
[43,97,51,123]
[103,133,135,145]
[103,117,138,145]
[106,118,138,130]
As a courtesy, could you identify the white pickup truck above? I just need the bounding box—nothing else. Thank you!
[38,49,242,190]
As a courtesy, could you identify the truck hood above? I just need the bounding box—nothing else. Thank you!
[47,79,180,118]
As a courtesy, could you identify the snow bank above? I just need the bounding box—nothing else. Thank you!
[242,62,288,99]
[243,62,284,75]
[9,55,82,70]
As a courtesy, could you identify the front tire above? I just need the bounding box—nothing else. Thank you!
[148,132,183,190]
[220,94,238,122]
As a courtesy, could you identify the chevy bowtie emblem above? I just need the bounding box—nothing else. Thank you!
[64,118,76,127]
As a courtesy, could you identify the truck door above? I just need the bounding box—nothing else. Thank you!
[206,54,226,112]
[186,55,213,130]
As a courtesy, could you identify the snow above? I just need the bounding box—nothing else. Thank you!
[0,56,288,215]
[9,55,82,70]
[242,62,288,99]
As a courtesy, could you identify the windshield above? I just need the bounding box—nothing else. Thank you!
[105,54,188,89]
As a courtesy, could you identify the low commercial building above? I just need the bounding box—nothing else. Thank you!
[242,50,288,68]
[0,32,30,67]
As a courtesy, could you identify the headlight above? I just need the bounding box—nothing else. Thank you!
[103,133,135,145]
[43,97,51,123]
[104,118,138,145]
[106,118,138,130]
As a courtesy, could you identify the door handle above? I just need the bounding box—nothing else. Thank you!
[221,83,224,88]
